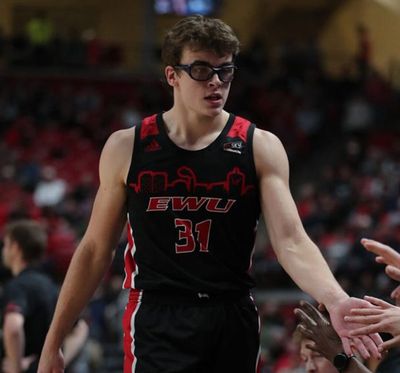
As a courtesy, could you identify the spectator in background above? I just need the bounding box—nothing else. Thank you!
[81,29,102,68]
[33,166,67,208]
[293,327,338,372]
[1,219,58,373]
[25,10,54,66]
[355,23,372,83]
[342,93,373,133]
[1,219,90,373]
[0,26,6,68]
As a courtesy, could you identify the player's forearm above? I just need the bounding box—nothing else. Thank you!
[43,239,113,350]
[276,237,348,307]
[4,327,24,373]
[347,356,373,373]
[63,320,89,366]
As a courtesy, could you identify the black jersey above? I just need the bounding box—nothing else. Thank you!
[124,113,260,294]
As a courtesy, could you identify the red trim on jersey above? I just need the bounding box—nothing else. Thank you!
[123,220,137,289]
[140,114,159,140]
[227,116,251,142]
[4,303,22,314]
[122,290,142,372]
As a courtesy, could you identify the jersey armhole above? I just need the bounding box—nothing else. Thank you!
[126,123,140,186]
[248,123,259,190]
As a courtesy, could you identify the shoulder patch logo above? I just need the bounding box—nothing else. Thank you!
[145,139,161,152]
[223,141,244,154]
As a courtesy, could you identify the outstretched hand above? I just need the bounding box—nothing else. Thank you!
[327,297,383,359]
[345,295,400,351]
[361,238,400,282]
[37,348,64,373]
[2,355,37,373]
[295,300,342,361]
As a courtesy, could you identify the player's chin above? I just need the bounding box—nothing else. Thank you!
[203,103,225,117]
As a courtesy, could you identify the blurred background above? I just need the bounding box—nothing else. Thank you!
[0,0,400,371]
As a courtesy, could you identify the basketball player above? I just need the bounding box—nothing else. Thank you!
[38,16,383,372]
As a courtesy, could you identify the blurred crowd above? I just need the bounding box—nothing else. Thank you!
[0,31,399,372]
[0,12,123,70]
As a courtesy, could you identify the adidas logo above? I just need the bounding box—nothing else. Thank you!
[145,139,161,152]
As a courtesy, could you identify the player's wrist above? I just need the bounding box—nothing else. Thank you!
[333,352,356,372]
[323,290,349,311]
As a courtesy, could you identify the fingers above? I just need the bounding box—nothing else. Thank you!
[386,265,400,282]
[299,301,329,325]
[361,335,381,359]
[364,295,392,308]
[351,336,370,359]
[380,335,400,351]
[350,296,378,308]
[297,324,314,339]
[361,238,400,266]
[294,307,317,327]
[369,332,384,348]
[376,256,386,264]
[345,314,383,324]
[342,337,353,356]
[391,285,400,306]
[305,341,321,354]
[348,308,382,316]
[349,324,381,336]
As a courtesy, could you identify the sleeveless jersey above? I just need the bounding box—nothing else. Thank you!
[123,113,261,293]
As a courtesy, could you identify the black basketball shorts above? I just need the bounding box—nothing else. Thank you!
[122,289,261,373]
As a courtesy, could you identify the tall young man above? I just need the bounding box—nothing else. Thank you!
[39,16,382,372]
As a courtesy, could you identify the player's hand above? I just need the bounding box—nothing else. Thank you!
[37,348,65,373]
[2,355,37,373]
[391,285,400,305]
[295,300,342,362]
[327,296,383,359]
[346,295,400,351]
[361,238,400,281]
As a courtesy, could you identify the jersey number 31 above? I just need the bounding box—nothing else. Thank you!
[174,219,212,254]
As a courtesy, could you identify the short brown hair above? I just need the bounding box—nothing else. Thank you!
[161,15,240,67]
[4,220,47,263]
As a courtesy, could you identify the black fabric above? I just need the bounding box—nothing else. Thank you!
[376,347,400,373]
[128,293,259,372]
[125,113,260,294]
[2,267,58,371]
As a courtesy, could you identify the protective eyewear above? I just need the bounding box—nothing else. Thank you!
[174,62,236,83]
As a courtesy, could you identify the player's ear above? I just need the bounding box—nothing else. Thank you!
[165,66,178,87]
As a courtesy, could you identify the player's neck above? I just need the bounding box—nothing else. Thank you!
[11,259,28,276]
[163,108,228,137]
[162,108,229,150]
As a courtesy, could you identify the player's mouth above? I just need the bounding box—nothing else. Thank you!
[205,93,223,105]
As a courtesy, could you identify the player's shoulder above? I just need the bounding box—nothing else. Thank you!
[253,127,284,150]
[253,128,289,174]
[99,127,135,180]
[104,126,135,153]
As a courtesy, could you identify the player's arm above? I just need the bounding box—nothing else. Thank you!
[63,319,89,367]
[254,129,347,308]
[3,312,25,373]
[254,129,382,359]
[38,128,135,372]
